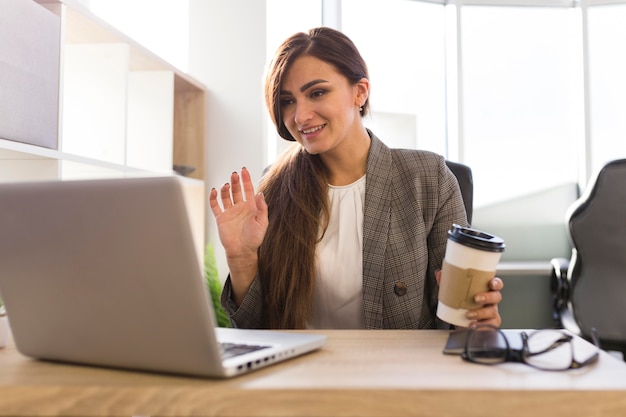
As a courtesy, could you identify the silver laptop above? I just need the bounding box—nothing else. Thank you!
[0,176,326,378]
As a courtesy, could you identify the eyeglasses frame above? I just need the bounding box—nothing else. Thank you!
[461,324,600,371]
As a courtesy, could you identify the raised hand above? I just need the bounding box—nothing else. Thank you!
[209,167,268,305]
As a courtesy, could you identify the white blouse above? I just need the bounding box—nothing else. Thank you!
[309,175,366,329]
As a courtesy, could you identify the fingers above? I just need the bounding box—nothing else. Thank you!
[209,168,256,217]
[240,167,257,201]
[472,277,503,305]
[209,187,222,217]
[256,190,267,209]
[466,277,504,327]
[229,171,244,204]
[467,305,502,328]
[255,191,268,222]
[208,183,234,217]
[474,288,503,306]
[489,277,504,291]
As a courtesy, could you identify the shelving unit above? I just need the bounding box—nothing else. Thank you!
[0,0,208,259]
[39,0,206,181]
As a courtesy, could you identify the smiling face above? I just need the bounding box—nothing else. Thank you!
[279,55,369,156]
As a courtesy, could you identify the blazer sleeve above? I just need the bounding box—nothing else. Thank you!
[428,157,469,329]
[220,275,265,328]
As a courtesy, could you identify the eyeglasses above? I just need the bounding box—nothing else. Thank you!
[462,324,600,371]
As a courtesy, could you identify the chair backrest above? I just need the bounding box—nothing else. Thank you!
[563,158,626,353]
[445,160,473,225]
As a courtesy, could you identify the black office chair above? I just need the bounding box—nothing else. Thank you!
[551,158,626,359]
[445,160,473,225]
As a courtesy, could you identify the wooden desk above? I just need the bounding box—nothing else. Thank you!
[1,329,626,417]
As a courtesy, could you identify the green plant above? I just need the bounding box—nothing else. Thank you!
[204,244,230,327]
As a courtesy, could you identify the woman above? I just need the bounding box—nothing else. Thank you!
[209,27,503,330]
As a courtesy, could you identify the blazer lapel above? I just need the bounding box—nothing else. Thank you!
[362,133,393,329]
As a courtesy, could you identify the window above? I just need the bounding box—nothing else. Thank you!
[587,4,626,176]
[342,0,448,156]
[461,6,583,207]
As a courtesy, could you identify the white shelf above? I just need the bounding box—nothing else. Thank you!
[1,0,208,257]
[0,139,172,182]
[0,0,207,183]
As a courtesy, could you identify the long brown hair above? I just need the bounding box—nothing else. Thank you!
[258,27,370,328]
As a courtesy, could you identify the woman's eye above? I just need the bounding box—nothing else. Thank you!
[280,97,294,107]
[311,89,327,99]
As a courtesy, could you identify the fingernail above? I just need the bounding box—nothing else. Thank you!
[466,311,477,319]
[474,295,485,303]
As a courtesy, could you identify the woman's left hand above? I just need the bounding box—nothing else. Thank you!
[436,272,504,328]
[465,277,503,328]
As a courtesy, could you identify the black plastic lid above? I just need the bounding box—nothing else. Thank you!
[447,224,505,253]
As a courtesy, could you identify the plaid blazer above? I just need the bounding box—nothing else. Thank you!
[222,132,467,329]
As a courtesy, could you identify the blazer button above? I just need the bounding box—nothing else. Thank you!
[394,282,407,296]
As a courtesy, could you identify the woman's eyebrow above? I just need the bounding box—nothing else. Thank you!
[299,79,328,92]
[280,79,329,95]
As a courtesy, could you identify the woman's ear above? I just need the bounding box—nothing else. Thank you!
[355,77,370,107]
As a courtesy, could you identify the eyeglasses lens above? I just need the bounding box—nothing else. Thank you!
[466,327,508,364]
[524,330,573,370]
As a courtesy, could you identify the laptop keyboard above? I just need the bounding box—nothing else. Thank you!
[220,342,271,360]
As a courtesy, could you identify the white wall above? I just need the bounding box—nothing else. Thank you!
[188,0,268,280]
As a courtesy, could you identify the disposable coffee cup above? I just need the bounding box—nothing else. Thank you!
[437,224,505,327]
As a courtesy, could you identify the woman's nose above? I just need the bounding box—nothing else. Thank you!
[294,102,313,125]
